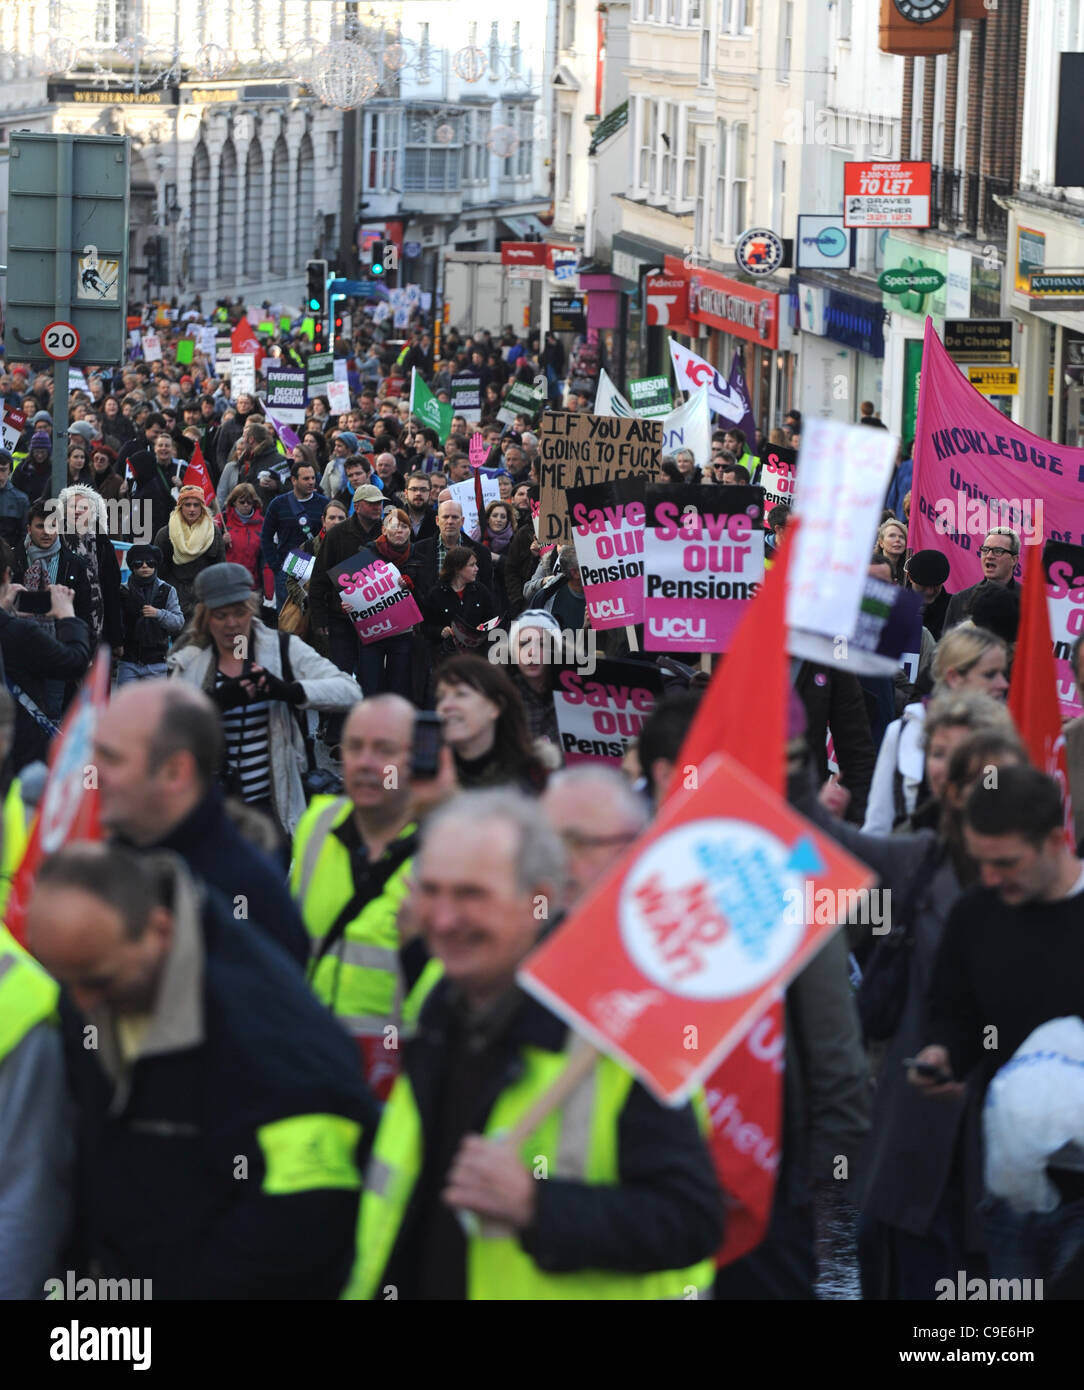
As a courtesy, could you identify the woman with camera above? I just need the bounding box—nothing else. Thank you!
[167,562,360,839]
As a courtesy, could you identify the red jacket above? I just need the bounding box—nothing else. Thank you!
[218,506,274,599]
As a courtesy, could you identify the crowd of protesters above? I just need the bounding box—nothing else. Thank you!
[0,291,1081,1307]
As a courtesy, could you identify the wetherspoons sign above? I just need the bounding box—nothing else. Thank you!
[878,267,947,296]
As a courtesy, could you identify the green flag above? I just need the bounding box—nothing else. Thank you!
[410,369,453,445]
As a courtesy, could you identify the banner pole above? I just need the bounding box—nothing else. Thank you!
[506,1038,599,1146]
[626,624,639,653]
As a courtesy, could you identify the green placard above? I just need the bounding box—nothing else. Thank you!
[901,337,924,449]
[627,375,673,418]
[258,319,274,334]
[176,336,195,365]
[300,317,315,341]
[280,315,292,331]
[306,352,335,391]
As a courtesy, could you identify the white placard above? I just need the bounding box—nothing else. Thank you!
[142,334,162,362]
[786,419,897,642]
[327,379,351,415]
[448,474,500,543]
[230,353,256,397]
[333,358,348,382]
[198,325,217,356]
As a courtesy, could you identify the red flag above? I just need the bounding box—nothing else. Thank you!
[667,523,798,1268]
[230,317,264,369]
[1008,552,1075,843]
[5,648,112,948]
[185,440,216,506]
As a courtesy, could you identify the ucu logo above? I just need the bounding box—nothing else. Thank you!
[590,598,629,619]
[359,618,394,638]
[647,617,707,641]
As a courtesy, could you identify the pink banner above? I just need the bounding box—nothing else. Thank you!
[1043,540,1084,721]
[909,318,1084,592]
[331,548,422,644]
[643,487,765,653]
[568,480,646,629]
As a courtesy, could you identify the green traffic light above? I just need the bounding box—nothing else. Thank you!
[308,297,320,310]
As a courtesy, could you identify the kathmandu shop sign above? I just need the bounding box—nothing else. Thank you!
[686,269,779,349]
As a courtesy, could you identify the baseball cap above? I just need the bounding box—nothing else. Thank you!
[354,484,383,504]
[194,563,256,609]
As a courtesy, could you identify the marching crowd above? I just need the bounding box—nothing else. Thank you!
[0,295,1081,1303]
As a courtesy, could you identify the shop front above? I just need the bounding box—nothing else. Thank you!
[792,276,886,424]
[661,256,785,433]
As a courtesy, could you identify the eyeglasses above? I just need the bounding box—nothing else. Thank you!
[978,545,1014,558]
[560,828,639,852]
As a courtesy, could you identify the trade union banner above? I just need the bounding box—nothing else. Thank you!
[641,484,765,653]
[567,477,647,629]
[908,317,1084,593]
[551,659,663,766]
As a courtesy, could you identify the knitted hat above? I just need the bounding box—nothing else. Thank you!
[127,544,162,570]
[177,484,206,504]
[194,562,256,609]
[509,610,563,645]
[336,431,359,452]
[68,420,96,444]
[30,431,51,451]
[905,549,951,587]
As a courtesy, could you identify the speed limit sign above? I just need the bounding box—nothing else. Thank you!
[41,321,80,360]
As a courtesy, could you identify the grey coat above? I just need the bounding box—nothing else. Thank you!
[792,778,967,1238]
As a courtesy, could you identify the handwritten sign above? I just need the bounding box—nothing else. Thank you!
[539,413,660,547]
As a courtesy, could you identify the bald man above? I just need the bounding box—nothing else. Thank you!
[94,680,308,966]
[290,696,431,1097]
[541,765,650,906]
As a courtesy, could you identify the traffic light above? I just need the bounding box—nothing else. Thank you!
[305,258,328,318]
[333,302,345,340]
[368,241,388,279]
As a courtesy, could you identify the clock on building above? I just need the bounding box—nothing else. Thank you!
[893,0,951,20]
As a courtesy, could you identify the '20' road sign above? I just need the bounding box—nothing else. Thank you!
[41,322,80,360]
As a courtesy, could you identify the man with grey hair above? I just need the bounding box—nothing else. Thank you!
[541,765,649,906]
[522,543,586,633]
[943,526,1020,629]
[342,787,723,1300]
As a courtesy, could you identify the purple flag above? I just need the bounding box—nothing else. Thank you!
[265,408,301,453]
[728,351,759,453]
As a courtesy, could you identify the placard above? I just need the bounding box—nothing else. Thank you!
[552,658,663,765]
[1043,539,1084,721]
[230,353,256,398]
[642,484,765,653]
[627,375,673,418]
[567,477,647,629]
[265,367,307,424]
[450,375,483,423]
[755,442,798,520]
[327,380,352,415]
[496,380,545,426]
[330,546,423,643]
[142,333,162,362]
[448,472,500,542]
[306,352,335,392]
[539,412,660,546]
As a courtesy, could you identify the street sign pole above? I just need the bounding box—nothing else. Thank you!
[51,138,73,501]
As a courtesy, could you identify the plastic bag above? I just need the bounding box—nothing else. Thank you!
[984,1017,1084,1214]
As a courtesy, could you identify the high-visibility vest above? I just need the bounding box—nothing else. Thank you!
[0,924,58,1067]
[0,780,28,922]
[290,796,415,1038]
[343,1009,715,1301]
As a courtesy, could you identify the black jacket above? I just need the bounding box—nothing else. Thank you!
[139,785,309,968]
[11,543,94,633]
[63,535,124,649]
[308,512,385,633]
[942,576,1018,632]
[380,976,723,1298]
[153,523,227,621]
[921,586,952,642]
[125,448,175,541]
[422,580,499,658]
[793,661,877,825]
[60,859,378,1299]
[118,575,178,665]
[10,457,53,504]
[0,611,91,770]
[411,533,493,599]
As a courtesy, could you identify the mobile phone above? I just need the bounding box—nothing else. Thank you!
[15,590,52,615]
[903,1058,953,1083]
[411,710,443,780]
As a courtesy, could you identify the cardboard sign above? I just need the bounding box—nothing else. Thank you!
[327,380,351,416]
[517,750,876,1103]
[539,412,660,547]
[496,380,545,426]
[787,418,896,642]
[755,443,798,520]
[230,353,256,397]
[199,325,218,357]
[568,477,647,629]
[1043,540,1084,721]
[642,485,765,653]
[330,547,423,644]
[448,472,499,542]
[450,375,483,423]
[265,367,307,424]
[552,659,663,766]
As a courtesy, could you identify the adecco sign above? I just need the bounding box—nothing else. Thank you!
[645,274,690,330]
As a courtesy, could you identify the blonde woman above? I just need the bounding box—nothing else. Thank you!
[153,484,226,621]
[874,518,909,585]
[863,623,1010,833]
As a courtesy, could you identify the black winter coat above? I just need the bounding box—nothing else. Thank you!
[0,611,91,770]
[793,660,877,825]
[153,523,227,621]
[422,579,498,658]
[308,513,384,633]
[410,533,493,599]
[11,543,94,634]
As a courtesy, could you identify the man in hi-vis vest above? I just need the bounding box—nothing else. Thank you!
[343,789,723,1300]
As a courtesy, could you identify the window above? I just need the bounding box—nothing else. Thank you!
[682,111,697,199]
[721,0,753,36]
[730,122,748,236]
[838,0,852,41]
[772,141,786,232]
[700,12,712,85]
[694,143,709,253]
[778,1,792,82]
[405,114,461,192]
[461,109,491,183]
[688,0,702,20]
[559,111,573,200]
[502,106,535,180]
[365,110,401,193]
[668,0,682,23]
[953,29,971,169]
[933,53,947,167]
[418,21,431,81]
[715,119,727,238]
[910,57,926,160]
[489,22,500,76]
[640,98,658,191]
[563,0,576,48]
[95,0,134,43]
[510,22,521,74]
[660,102,678,199]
